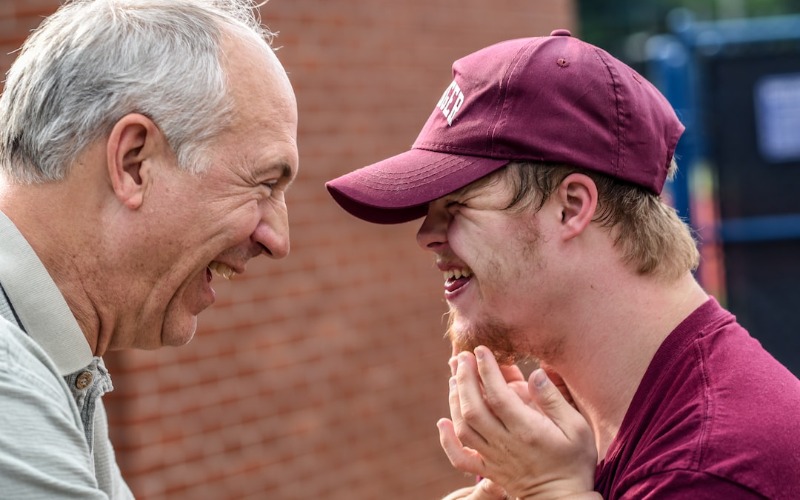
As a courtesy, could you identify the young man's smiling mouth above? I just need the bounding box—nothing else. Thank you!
[443,267,473,294]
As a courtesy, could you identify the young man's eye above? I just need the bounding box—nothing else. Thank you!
[446,200,464,210]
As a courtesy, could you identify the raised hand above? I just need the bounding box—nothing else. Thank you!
[438,346,600,500]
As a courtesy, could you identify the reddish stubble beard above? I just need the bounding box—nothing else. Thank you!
[446,308,566,366]
[446,312,522,365]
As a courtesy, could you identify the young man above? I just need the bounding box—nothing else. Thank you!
[0,0,298,496]
[327,30,800,499]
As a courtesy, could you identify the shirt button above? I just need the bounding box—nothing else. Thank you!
[75,371,93,390]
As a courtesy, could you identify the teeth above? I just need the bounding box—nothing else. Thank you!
[442,268,473,282]
[209,262,236,280]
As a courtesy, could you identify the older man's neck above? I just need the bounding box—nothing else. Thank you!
[0,166,107,355]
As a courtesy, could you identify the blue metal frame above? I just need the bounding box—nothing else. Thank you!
[720,214,800,243]
[645,9,800,243]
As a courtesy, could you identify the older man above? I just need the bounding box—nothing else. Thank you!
[327,30,800,499]
[0,0,297,496]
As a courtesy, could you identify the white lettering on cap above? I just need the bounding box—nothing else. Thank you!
[436,80,464,126]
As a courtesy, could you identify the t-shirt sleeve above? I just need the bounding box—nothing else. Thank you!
[615,469,765,499]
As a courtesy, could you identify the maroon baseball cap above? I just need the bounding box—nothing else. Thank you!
[326,29,685,224]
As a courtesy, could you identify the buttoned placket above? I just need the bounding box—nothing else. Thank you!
[63,357,114,453]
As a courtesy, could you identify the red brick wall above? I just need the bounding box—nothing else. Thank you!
[1,1,575,498]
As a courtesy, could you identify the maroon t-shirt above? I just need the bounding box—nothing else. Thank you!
[595,298,800,499]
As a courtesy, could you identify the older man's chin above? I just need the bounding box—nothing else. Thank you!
[158,313,199,349]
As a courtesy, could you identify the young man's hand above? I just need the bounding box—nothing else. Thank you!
[438,346,599,500]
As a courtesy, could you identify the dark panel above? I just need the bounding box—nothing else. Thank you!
[706,50,800,220]
[724,239,800,376]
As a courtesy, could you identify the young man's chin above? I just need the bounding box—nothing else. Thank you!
[446,313,520,364]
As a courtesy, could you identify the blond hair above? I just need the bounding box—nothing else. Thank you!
[503,160,699,281]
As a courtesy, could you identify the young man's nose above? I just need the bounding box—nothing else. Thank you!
[415,201,450,251]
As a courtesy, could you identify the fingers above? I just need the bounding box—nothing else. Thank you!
[451,350,524,387]
[442,348,524,481]
[450,356,494,446]
[473,346,533,427]
[441,349,598,499]
[540,363,576,408]
[498,363,525,384]
[528,368,587,440]
[473,346,506,388]
[469,348,584,441]
[437,417,484,476]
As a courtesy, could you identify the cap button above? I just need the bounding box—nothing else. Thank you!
[550,29,572,37]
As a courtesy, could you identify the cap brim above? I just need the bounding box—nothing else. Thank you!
[326,148,509,224]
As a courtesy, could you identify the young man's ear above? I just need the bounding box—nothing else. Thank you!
[556,173,598,240]
[106,113,164,209]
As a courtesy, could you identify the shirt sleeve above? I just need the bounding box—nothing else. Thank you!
[617,469,765,499]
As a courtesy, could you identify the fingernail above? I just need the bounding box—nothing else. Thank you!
[533,369,548,388]
[449,376,457,389]
[457,352,468,365]
[475,347,485,361]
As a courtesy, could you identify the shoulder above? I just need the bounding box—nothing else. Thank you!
[0,315,82,439]
[0,317,104,497]
[699,324,800,499]
[600,305,800,498]
[0,315,71,402]
[620,469,768,499]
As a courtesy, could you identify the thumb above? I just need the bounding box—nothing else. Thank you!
[472,478,508,500]
[541,364,576,408]
[528,368,585,434]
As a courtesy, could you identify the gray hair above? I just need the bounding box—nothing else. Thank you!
[0,0,274,183]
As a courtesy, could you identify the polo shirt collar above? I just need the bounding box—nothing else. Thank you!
[0,210,93,375]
